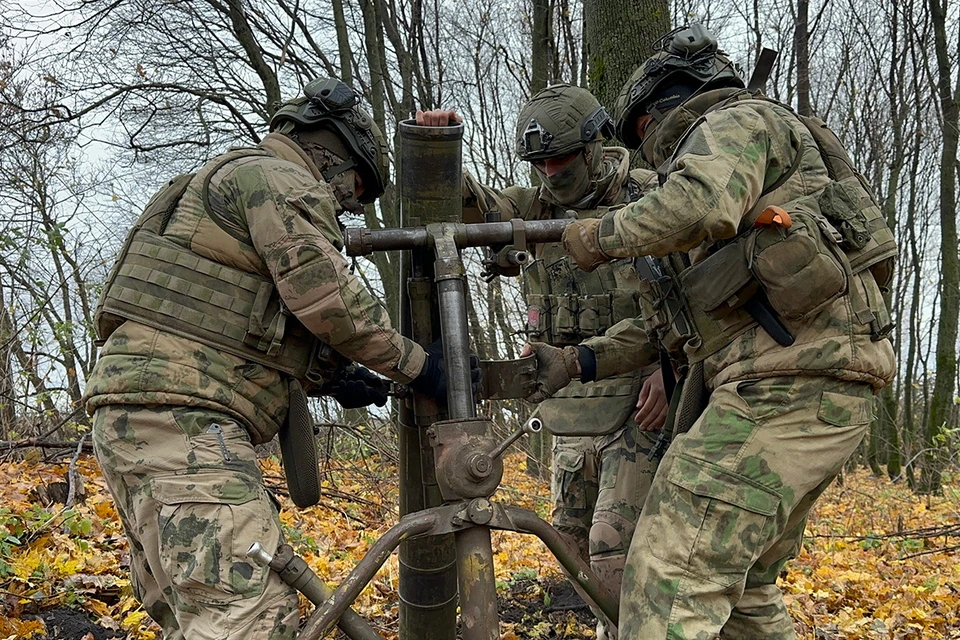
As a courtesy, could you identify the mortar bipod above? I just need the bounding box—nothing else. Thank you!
[251,424,617,640]
[259,214,585,639]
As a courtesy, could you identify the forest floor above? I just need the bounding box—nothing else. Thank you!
[0,450,958,640]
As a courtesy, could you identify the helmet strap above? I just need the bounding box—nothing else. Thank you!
[321,158,357,182]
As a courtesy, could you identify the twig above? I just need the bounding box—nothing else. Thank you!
[36,406,86,441]
[66,433,89,508]
[899,543,960,560]
[0,437,94,451]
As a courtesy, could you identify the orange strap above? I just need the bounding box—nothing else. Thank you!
[754,205,792,228]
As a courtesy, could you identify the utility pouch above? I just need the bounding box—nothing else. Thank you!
[681,239,758,316]
[819,177,898,290]
[611,289,641,324]
[539,373,642,436]
[636,276,687,356]
[747,207,848,321]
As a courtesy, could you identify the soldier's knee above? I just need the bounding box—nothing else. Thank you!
[589,520,630,558]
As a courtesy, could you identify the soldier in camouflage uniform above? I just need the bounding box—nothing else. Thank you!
[526,26,897,639]
[83,79,464,639]
[417,84,667,640]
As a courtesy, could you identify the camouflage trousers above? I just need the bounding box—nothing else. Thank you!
[92,405,299,639]
[620,376,875,640]
[552,421,659,639]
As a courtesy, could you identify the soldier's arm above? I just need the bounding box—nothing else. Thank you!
[462,170,541,223]
[597,106,796,258]
[579,316,659,382]
[238,161,426,383]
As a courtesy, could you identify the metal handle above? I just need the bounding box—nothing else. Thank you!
[487,417,542,462]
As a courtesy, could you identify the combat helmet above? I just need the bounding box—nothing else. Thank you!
[515,83,615,162]
[270,78,389,203]
[614,25,744,148]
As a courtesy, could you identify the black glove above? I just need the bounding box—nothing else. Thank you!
[328,366,389,409]
[410,339,482,400]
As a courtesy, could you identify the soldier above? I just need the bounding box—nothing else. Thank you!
[417,83,667,640]
[83,78,472,639]
[527,25,897,639]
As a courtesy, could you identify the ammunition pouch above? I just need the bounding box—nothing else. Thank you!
[525,246,642,346]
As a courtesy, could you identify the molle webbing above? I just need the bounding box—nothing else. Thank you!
[95,155,327,382]
[100,232,318,378]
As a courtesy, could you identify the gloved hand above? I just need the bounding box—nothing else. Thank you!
[562,217,610,272]
[329,365,389,409]
[522,342,581,403]
[410,338,482,400]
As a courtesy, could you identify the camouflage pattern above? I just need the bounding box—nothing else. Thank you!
[575,88,895,636]
[551,435,599,560]
[85,133,425,445]
[552,417,660,640]
[464,151,661,639]
[92,405,299,639]
[84,131,427,636]
[594,95,896,392]
[620,376,874,639]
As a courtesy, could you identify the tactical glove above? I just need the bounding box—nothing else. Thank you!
[329,365,389,409]
[410,338,482,400]
[562,217,610,272]
[525,342,582,403]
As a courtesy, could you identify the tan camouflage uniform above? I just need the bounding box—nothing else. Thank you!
[579,93,896,639]
[464,150,659,636]
[84,133,425,639]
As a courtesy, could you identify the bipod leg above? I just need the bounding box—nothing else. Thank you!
[429,500,619,628]
[248,543,385,640]
[455,525,498,640]
[296,511,438,640]
[507,507,619,626]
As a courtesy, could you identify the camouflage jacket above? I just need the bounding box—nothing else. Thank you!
[589,95,896,390]
[463,149,660,435]
[84,133,424,443]
[463,148,660,381]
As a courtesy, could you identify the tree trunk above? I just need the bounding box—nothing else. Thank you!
[920,0,960,495]
[0,281,17,436]
[584,0,670,114]
[793,0,811,116]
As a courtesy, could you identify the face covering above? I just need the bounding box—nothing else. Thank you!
[536,152,592,206]
[293,128,365,215]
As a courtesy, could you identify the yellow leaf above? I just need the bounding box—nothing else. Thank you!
[122,611,149,630]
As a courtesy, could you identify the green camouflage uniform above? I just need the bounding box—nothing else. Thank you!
[84,133,425,639]
[464,149,660,635]
[582,93,896,639]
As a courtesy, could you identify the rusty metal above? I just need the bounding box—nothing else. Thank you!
[297,513,440,640]
[476,355,538,400]
[488,417,542,461]
[247,543,385,640]
[345,219,572,256]
[428,418,503,502]
[455,525,498,640]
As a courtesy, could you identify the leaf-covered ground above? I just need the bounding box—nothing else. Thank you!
[0,452,958,639]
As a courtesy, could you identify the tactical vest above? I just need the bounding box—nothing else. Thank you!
[524,177,644,346]
[635,92,897,366]
[526,175,652,436]
[95,149,336,385]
